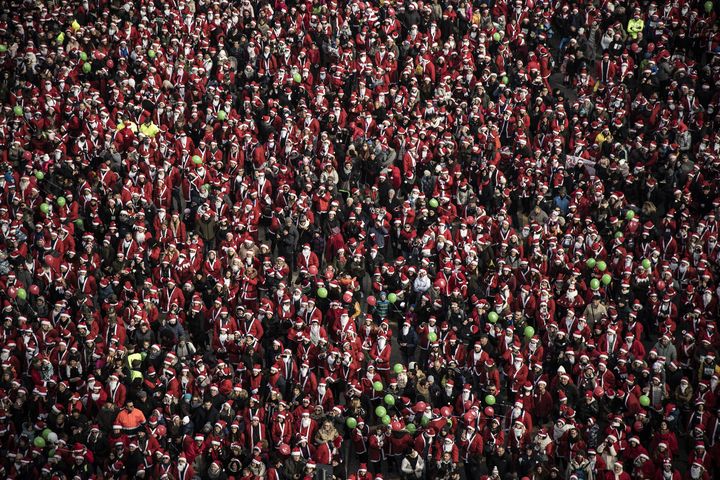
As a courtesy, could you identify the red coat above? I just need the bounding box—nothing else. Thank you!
[482,428,505,454]
[507,429,531,453]
[296,250,320,271]
[240,317,265,340]
[294,371,318,395]
[387,432,412,456]
[368,433,385,462]
[532,389,554,419]
[294,418,317,441]
[622,393,643,419]
[507,362,529,393]
[604,472,630,480]
[459,431,484,461]
[182,436,206,464]
[174,463,195,480]
[434,442,459,462]
[314,441,332,465]
[105,382,127,407]
[369,342,391,372]
[245,422,267,449]
[270,421,293,445]
[351,425,369,454]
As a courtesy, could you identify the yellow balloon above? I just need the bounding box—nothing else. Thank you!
[71,20,81,31]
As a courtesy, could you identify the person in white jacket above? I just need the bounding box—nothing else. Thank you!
[413,269,432,294]
[401,448,425,479]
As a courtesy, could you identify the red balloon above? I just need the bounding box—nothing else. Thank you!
[440,406,453,417]
[413,401,427,413]
[366,295,376,306]
[391,421,402,431]
[308,265,318,275]
[7,287,16,299]
[343,292,353,303]
[155,424,166,437]
[463,412,476,425]
[44,254,54,265]
[434,278,447,289]
[29,285,40,295]
[484,407,495,418]
[656,280,666,290]
[278,443,291,456]
[594,386,604,398]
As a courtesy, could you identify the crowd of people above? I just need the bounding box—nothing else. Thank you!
[1,0,720,479]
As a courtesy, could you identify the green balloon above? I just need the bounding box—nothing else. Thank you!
[428,198,439,208]
[57,196,66,207]
[40,203,50,213]
[406,423,417,434]
[373,381,384,392]
[0,45,7,53]
[148,50,156,59]
[487,311,498,324]
[382,415,391,425]
[485,394,496,406]
[393,363,404,374]
[601,274,612,285]
[614,231,624,239]
[346,417,357,429]
[387,293,397,303]
[293,72,302,83]
[524,326,535,338]
[192,155,203,165]
[639,395,650,407]
[420,416,430,426]
[375,405,387,417]
[317,287,328,298]
[82,62,91,73]
[596,261,607,272]
[642,259,651,270]
[74,218,84,226]
[35,171,44,180]
[16,288,27,300]
[493,32,501,42]
[42,428,52,440]
[586,258,596,268]
[705,1,713,13]
[590,278,600,290]
[428,332,437,342]
[217,110,227,121]
[79,52,87,61]
[34,436,46,448]
[384,394,395,406]
[13,105,23,116]
[501,76,509,85]
[626,210,635,220]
